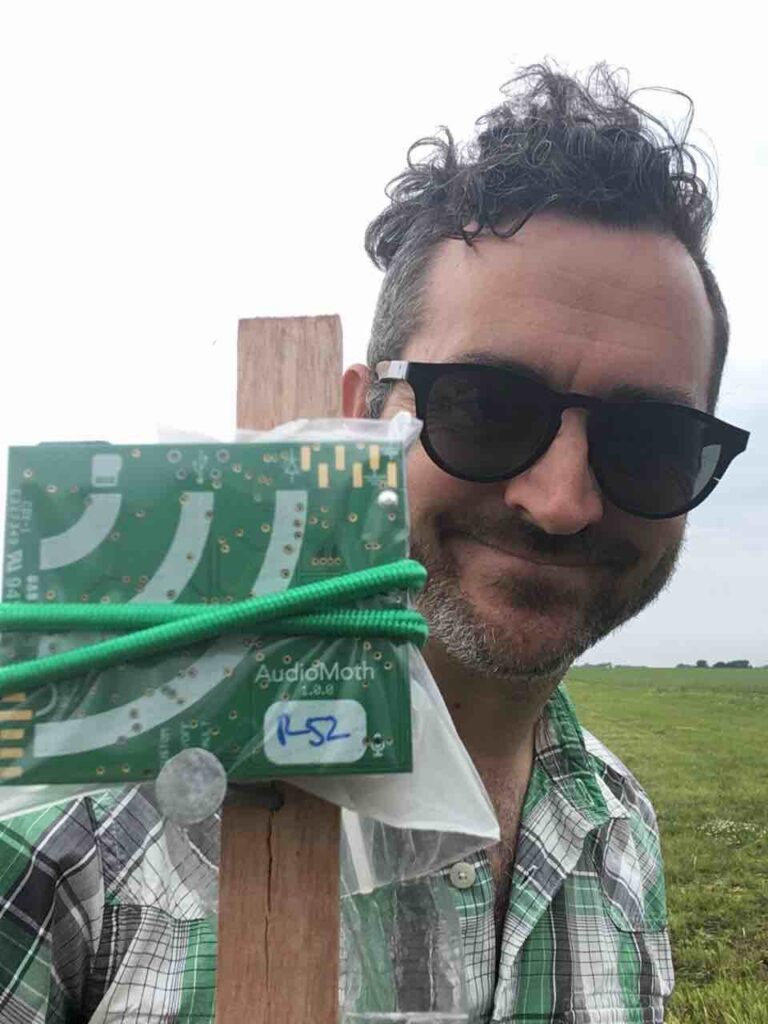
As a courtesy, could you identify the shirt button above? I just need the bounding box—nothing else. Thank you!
[449,861,477,889]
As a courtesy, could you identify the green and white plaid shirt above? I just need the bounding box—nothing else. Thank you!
[342,685,674,1022]
[0,685,673,1022]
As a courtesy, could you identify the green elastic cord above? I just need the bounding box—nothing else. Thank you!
[0,559,428,694]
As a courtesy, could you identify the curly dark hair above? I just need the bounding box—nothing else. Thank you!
[364,62,727,414]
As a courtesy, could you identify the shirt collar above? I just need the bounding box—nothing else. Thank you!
[493,683,628,973]
[532,681,629,827]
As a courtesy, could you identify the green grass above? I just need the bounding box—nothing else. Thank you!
[565,666,768,1024]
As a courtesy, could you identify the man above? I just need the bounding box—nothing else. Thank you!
[339,64,747,1021]
[0,64,748,1023]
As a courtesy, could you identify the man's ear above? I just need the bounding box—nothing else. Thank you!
[342,363,371,418]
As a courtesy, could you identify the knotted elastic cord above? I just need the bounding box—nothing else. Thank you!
[0,559,428,694]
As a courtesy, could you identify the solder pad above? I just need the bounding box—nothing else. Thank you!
[1,438,412,783]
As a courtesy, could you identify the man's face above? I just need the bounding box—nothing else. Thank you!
[370,214,715,680]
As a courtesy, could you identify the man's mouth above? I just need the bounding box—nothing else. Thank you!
[448,531,605,570]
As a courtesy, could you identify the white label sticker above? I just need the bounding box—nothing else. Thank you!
[264,700,367,765]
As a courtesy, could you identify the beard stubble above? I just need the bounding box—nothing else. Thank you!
[411,512,683,682]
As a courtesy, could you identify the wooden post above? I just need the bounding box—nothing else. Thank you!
[215,315,343,1022]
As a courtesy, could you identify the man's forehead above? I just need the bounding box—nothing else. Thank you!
[407,216,716,408]
[440,348,698,408]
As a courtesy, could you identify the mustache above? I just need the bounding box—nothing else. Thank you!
[434,511,643,569]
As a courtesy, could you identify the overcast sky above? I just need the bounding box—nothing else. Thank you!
[0,3,765,666]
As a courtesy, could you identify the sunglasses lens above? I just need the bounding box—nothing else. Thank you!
[593,405,722,516]
[424,367,551,480]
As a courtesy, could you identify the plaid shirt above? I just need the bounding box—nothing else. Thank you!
[342,685,674,1022]
[0,685,673,1023]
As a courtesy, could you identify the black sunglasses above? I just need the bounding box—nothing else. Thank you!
[375,361,750,520]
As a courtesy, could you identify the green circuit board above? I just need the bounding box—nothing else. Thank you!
[1,437,413,784]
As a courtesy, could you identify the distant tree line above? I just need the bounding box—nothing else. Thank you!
[577,660,763,669]
[676,659,753,669]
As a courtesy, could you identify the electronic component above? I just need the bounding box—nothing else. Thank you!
[1,438,412,783]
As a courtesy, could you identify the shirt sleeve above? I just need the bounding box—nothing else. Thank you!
[0,796,104,1022]
[0,786,220,1023]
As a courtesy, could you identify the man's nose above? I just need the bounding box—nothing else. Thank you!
[501,409,604,534]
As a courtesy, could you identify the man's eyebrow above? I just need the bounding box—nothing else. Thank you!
[448,351,550,386]
[604,382,698,407]
[451,350,698,408]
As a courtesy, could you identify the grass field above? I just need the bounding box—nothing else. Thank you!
[565,666,768,1023]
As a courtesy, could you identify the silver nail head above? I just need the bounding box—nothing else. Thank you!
[377,489,399,509]
[155,747,228,825]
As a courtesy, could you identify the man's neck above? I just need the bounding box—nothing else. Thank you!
[424,641,562,796]
[425,642,565,953]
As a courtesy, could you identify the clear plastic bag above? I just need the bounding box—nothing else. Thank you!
[1,417,421,788]
[302,647,498,891]
[340,868,470,1022]
[0,415,499,1023]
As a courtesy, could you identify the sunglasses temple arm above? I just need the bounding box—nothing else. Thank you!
[374,360,409,382]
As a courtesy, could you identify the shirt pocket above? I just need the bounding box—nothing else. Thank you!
[592,816,668,933]
[590,817,674,1011]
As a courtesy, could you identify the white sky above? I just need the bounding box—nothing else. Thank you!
[0,2,765,666]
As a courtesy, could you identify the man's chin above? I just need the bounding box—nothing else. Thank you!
[411,527,681,680]
[417,576,599,679]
